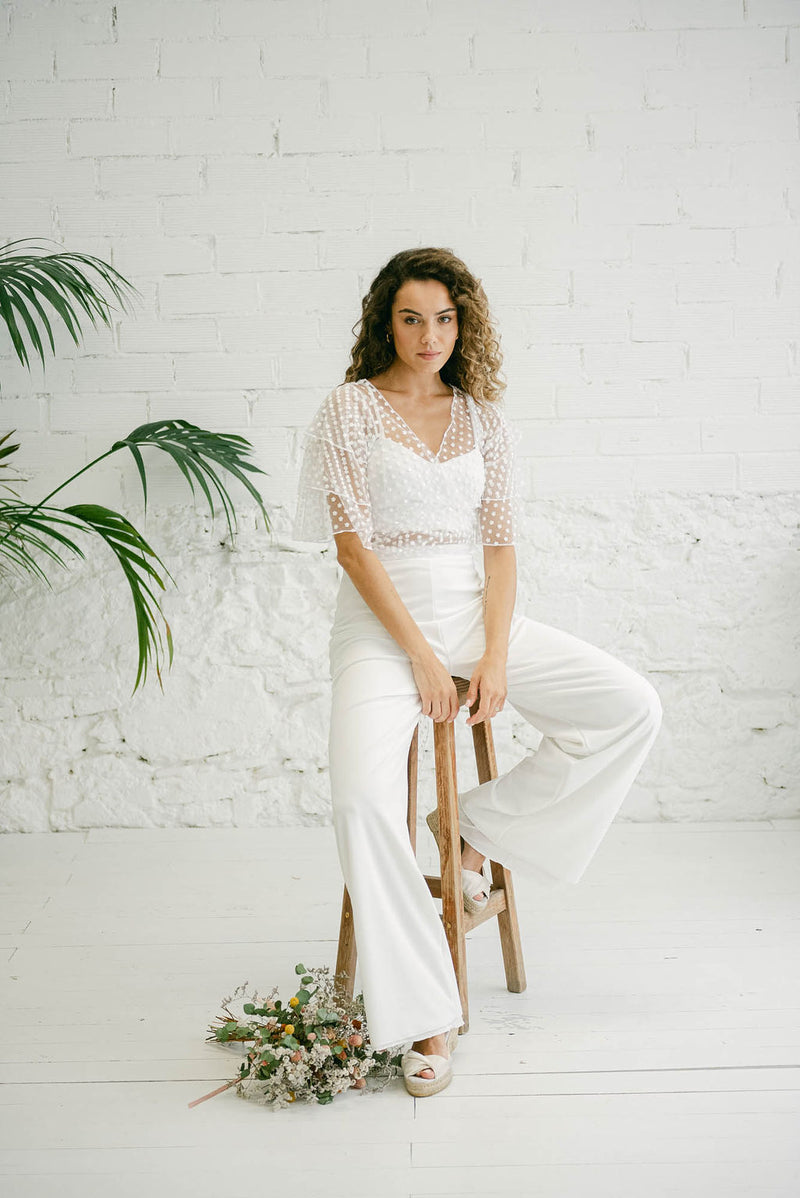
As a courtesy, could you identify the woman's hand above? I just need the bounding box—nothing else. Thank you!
[410,651,460,723]
[465,653,508,726]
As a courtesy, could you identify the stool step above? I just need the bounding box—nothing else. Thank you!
[423,873,507,929]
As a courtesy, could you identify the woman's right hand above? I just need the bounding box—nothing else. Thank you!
[410,650,460,723]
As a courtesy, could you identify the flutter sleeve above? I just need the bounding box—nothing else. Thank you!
[292,382,377,549]
[477,401,523,546]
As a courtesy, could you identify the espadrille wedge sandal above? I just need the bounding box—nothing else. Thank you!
[401,1026,459,1097]
[426,806,490,914]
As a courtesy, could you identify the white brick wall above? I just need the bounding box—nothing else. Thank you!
[0,0,798,831]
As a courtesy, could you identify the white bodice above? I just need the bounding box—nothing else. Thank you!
[365,380,485,557]
[293,378,520,556]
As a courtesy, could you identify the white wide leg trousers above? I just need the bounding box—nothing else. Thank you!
[327,548,662,1052]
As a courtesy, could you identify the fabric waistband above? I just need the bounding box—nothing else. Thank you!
[373,544,477,562]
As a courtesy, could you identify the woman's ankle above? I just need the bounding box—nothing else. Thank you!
[461,843,486,872]
[411,1032,447,1054]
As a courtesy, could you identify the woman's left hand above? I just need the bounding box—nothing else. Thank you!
[464,653,508,726]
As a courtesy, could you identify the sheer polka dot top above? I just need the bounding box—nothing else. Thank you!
[293,379,522,556]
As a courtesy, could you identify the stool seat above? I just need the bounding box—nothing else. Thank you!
[334,674,526,1038]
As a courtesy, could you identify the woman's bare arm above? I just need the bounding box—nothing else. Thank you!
[334,530,460,722]
[334,531,430,663]
[481,544,516,663]
[462,544,516,727]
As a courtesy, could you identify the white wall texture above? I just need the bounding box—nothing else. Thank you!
[0,0,798,833]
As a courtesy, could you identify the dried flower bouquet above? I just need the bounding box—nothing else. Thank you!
[191,962,405,1110]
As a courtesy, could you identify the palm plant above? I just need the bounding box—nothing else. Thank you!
[0,237,270,694]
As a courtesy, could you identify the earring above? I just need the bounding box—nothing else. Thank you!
[386,332,392,343]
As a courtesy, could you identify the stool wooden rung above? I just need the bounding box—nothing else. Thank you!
[334,675,526,1038]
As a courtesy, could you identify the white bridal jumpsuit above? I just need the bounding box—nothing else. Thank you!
[293,378,662,1052]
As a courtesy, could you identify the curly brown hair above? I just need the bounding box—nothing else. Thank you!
[343,247,506,405]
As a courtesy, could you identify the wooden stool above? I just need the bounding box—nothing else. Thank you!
[334,674,526,1036]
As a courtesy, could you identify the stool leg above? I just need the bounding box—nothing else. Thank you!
[334,886,357,1002]
[471,718,527,995]
[491,858,527,993]
[434,717,470,1034]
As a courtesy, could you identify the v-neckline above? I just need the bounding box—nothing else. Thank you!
[362,377,457,462]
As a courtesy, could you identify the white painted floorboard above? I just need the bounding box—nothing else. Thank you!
[1,821,798,1197]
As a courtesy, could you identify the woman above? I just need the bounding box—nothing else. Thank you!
[293,247,662,1098]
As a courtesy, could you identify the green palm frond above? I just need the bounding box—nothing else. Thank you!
[0,429,25,496]
[111,420,271,540]
[0,418,271,693]
[0,416,271,694]
[0,236,142,371]
[0,421,271,554]
[0,498,176,694]
[0,237,274,694]
[65,504,175,695]
[0,499,91,584]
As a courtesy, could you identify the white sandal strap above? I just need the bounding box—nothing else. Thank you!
[461,866,489,902]
[402,1049,450,1080]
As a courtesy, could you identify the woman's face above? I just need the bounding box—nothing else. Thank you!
[387,278,459,375]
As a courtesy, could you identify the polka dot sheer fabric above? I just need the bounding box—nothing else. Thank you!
[292,378,522,556]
